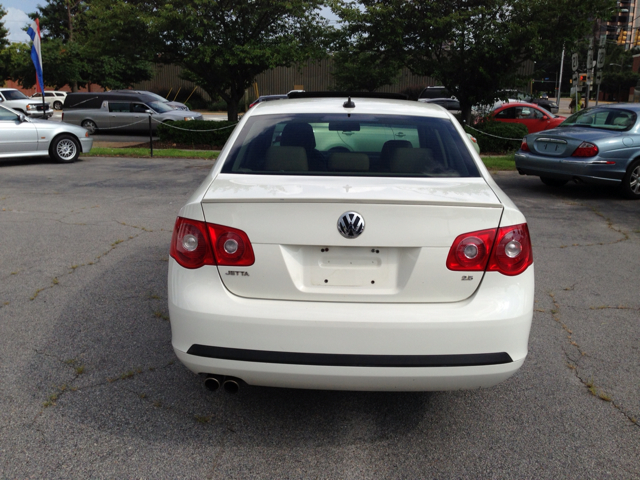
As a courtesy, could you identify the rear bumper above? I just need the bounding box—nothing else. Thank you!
[515,152,626,185]
[168,259,534,391]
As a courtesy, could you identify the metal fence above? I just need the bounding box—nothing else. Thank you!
[133,59,535,102]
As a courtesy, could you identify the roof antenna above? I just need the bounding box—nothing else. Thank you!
[343,96,355,108]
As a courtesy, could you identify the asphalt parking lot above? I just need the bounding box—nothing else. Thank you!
[1,156,639,478]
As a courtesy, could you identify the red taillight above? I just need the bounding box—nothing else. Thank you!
[571,141,598,157]
[486,223,533,276]
[447,223,533,276]
[446,228,496,271]
[61,112,64,121]
[249,101,258,108]
[170,217,254,269]
[207,223,255,266]
[520,138,530,152]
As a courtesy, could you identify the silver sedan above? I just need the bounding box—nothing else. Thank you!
[0,105,93,163]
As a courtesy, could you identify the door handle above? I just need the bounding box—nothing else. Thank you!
[396,132,406,137]
[342,132,354,136]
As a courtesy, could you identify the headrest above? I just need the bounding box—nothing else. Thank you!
[390,148,435,173]
[280,122,316,149]
[264,146,308,171]
[380,140,413,168]
[328,152,370,172]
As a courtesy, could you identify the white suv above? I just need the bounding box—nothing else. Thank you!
[31,90,67,110]
[0,88,53,118]
[168,93,534,393]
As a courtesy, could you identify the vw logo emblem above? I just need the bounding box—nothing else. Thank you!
[337,211,365,238]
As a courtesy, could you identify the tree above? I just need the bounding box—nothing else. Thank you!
[0,4,11,80]
[10,0,153,91]
[331,48,401,91]
[153,0,332,121]
[332,0,616,123]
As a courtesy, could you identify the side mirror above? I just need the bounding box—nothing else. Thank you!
[145,109,154,114]
[19,114,27,122]
[542,115,549,120]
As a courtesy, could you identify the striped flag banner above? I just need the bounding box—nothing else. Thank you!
[27,19,44,93]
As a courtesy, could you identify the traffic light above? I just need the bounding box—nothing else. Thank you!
[579,74,586,84]
[618,30,626,44]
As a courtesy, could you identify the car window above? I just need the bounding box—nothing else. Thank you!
[2,90,29,100]
[221,113,480,178]
[131,103,149,113]
[495,107,516,119]
[559,107,637,131]
[516,107,536,119]
[109,102,131,113]
[0,107,19,121]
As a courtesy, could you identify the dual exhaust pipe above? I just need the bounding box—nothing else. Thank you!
[204,374,241,394]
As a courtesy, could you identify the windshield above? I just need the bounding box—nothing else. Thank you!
[221,113,480,178]
[146,92,171,103]
[558,107,637,131]
[148,101,173,113]
[2,90,29,100]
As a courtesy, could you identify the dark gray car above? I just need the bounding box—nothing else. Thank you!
[62,92,203,134]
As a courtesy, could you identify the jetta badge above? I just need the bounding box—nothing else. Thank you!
[338,212,365,238]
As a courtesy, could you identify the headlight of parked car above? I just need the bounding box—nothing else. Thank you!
[184,117,195,121]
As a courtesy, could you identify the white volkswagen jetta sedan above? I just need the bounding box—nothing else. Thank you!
[168,93,534,393]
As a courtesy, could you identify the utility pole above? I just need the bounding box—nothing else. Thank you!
[557,47,565,106]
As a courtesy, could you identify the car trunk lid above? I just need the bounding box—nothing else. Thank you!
[202,175,503,303]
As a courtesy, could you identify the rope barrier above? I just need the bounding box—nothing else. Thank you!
[91,118,149,130]
[151,117,239,132]
[464,124,524,142]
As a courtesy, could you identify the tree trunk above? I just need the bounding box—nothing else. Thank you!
[226,100,238,122]
[461,104,473,126]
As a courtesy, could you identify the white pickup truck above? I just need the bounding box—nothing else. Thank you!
[0,88,53,118]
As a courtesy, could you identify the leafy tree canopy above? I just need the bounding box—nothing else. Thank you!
[331,48,402,92]
[0,4,11,80]
[332,0,616,123]
[153,0,333,120]
[10,0,153,91]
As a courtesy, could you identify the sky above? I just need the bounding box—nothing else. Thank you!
[2,1,339,43]
[2,0,38,42]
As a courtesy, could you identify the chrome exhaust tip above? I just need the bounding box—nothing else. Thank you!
[204,375,222,392]
[223,378,240,394]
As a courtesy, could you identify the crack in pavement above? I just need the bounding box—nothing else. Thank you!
[548,290,639,428]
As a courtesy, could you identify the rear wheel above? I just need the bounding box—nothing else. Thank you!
[50,134,80,163]
[53,100,63,110]
[620,159,640,199]
[540,177,568,187]
[81,120,97,134]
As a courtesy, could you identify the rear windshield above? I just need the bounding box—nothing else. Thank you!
[559,107,637,131]
[221,114,480,177]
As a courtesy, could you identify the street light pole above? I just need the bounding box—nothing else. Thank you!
[557,47,565,106]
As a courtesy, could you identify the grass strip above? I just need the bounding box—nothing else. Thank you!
[481,153,516,171]
[87,148,219,160]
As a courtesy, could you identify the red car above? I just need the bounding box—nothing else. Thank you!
[491,102,565,133]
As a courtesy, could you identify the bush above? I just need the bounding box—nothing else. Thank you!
[157,120,238,147]
[464,120,528,154]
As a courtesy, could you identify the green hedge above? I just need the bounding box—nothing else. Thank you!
[464,120,528,154]
[157,120,238,147]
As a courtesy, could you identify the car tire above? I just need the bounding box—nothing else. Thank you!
[620,159,640,200]
[81,120,97,134]
[540,177,568,187]
[50,134,80,163]
[53,101,63,110]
